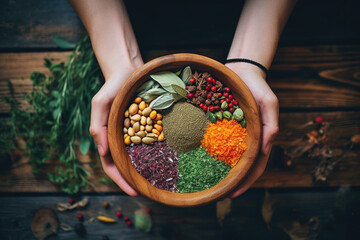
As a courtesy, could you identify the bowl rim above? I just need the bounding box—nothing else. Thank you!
[108,53,261,207]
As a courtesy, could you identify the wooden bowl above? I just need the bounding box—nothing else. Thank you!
[108,53,261,207]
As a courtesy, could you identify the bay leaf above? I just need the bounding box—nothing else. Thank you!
[180,66,192,85]
[143,88,167,96]
[171,84,188,99]
[150,71,185,93]
[171,93,184,102]
[149,93,175,110]
[136,80,156,93]
[138,88,167,103]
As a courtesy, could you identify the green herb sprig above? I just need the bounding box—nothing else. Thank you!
[4,35,103,194]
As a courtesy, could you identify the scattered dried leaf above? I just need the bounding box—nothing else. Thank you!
[31,208,59,240]
[56,198,89,212]
[134,208,152,232]
[216,198,232,226]
[262,190,273,230]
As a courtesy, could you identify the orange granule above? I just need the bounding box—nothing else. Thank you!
[201,119,247,167]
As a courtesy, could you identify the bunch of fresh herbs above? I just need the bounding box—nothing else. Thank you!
[4,34,104,194]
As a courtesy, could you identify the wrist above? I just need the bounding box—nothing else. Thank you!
[226,61,266,80]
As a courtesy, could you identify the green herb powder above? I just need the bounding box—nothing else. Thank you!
[177,148,231,193]
[162,102,209,153]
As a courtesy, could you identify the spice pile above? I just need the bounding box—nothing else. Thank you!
[162,102,208,153]
[123,66,247,192]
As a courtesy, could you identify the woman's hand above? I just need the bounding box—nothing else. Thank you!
[226,63,279,198]
[89,67,142,197]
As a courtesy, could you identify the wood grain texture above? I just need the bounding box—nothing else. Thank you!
[108,53,261,207]
[1,111,358,193]
[1,45,359,113]
[1,0,360,49]
[1,189,359,239]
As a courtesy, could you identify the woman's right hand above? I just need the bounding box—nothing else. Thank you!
[89,66,142,196]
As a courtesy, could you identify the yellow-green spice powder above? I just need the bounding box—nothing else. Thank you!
[177,147,231,193]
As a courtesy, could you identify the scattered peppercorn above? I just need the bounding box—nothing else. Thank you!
[146,208,151,214]
[116,211,122,218]
[314,116,324,125]
[126,221,132,227]
[123,216,129,221]
[77,214,84,221]
[68,198,74,205]
[102,201,110,209]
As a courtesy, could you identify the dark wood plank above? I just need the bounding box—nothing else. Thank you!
[0,189,359,239]
[1,45,359,113]
[1,0,360,50]
[1,111,358,193]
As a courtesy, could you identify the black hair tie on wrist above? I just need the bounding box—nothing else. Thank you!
[225,58,268,76]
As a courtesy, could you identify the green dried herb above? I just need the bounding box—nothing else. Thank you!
[177,148,231,193]
[4,34,104,194]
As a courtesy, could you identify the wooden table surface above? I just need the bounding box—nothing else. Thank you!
[0,0,359,239]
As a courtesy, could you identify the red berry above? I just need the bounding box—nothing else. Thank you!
[209,106,215,112]
[178,218,184,223]
[228,103,233,108]
[225,98,230,103]
[206,86,210,90]
[220,99,225,103]
[207,77,213,83]
[116,211,122,218]
[224,87,230,93]
[207,93,212,99]
[211,86,216,92]
[199,103,204,108]
[189,78,195,84]
[187,93,193,99]
[229,107,235,113]
[202,105,208,112]
[68,198,74,204]
[212,79,216,84]
[218,93,222,97]
[126,221,132,227]
[314,116,324,125]
[207,83,213,88]
[220,110,224,113]
[77,214,84,221]
[232,100,238,105]
[229,95,233,100]
[194,93,198,98]
[214,106,220,111]
[185,86,189,90]
[223,92,229,97]
[146,208,151,214]
[123,216,129,221]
